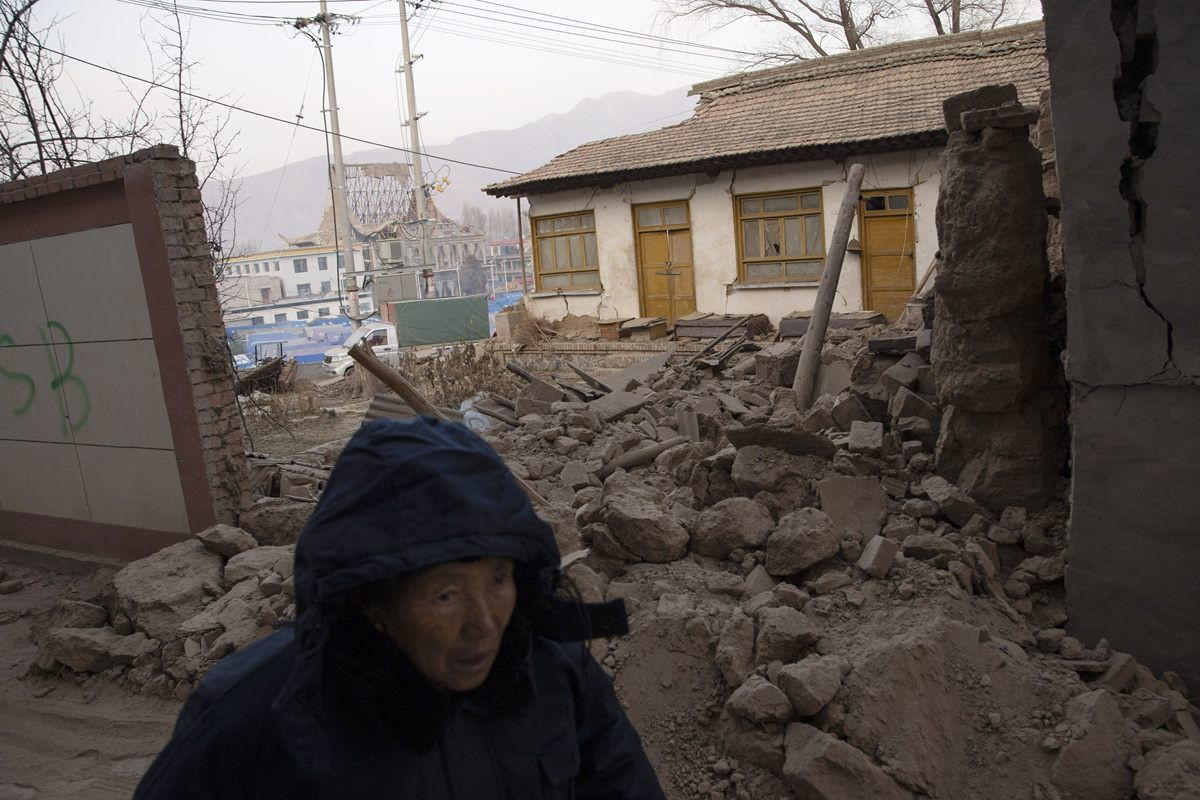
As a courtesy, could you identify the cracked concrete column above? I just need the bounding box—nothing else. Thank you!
[1046,0,1200,693]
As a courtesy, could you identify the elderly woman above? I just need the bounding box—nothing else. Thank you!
[135,417,665,799]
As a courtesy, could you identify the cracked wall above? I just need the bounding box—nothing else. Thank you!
[1046,0,1200,692]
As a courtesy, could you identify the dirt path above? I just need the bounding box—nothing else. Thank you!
[0,563,180,800]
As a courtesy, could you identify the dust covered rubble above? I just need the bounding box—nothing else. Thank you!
[33,525,297,701]
[481,328,1200,800]
[25,327,1200,800]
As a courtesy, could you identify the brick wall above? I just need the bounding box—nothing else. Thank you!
[0,145,249,558]
[142,150,250,524]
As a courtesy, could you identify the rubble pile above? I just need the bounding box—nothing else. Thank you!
[28,323,1200,799]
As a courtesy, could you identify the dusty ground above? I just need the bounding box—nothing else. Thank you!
[0,563,180,800]
[241,381,368,458]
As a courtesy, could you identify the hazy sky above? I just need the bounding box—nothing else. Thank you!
[38,0,1038,180]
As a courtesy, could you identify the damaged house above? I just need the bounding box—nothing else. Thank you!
[486,21,1046,325]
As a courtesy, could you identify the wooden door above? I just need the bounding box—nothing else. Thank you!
[634,201,695,324]
[860,189,916,321]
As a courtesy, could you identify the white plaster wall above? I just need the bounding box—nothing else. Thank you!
[524,148,941,323]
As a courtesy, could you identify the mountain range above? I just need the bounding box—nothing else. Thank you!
[219,86,696,253]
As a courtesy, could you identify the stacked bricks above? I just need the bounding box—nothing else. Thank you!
[140,147,250,524]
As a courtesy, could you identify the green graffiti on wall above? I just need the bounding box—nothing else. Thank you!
[0,321,91,433]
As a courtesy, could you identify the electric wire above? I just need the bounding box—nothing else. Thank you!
[435,0,760,58]
[122,0,740,78]
[173,0,751,69]
[190,0,759,60]
[408,17,726,77]
[356,3,755,64]
[39,43,522,173]
[254,47,319,254]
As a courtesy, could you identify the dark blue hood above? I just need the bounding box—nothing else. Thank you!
[292,416,557,619]
[273,417,626,772]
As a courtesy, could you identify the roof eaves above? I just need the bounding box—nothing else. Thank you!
[483,131,947,198]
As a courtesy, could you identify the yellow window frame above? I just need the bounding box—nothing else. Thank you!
[530,210,601,292]
[733,188,826,283]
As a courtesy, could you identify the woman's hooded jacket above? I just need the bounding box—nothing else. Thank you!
[134,417,664,800]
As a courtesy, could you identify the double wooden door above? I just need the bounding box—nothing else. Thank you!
[633,201,696,325]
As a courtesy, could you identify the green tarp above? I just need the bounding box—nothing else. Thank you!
[391,294,489,347]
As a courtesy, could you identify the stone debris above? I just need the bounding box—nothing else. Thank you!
[30,313,1200,800]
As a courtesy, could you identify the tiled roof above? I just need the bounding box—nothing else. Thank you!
[486,21,1047,197]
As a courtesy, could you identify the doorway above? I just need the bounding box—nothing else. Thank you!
[859,189,916,322]
[633,201,696,324]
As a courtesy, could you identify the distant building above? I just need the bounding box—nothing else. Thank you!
[486,22,1048,325]
[484,237,532,293]
[217,244,372,327]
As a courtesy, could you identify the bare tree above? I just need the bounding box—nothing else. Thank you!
[1,0,242,288]
[911,0,1020,35]
[137,2,243,282]
[659,0,1032,61]
[1,0,147,180]
[660,0,898,59]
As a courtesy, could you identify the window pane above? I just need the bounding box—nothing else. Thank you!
[783,217,802,257]
[579,212,595,230]
[865,196,886,211]
[764,219,782,256]
[583,232,598,267]
[888,194,910,210]
[805,215,822,254]
[663,205,687,225]
[539,239,555,270]
[542,272,570,288]
[763,194,798,212]
[569,235,584,269]
[572,271,600,287]
[637,208,661,228]
[741,220,760,258]
[554,216,576,231]
[801,192,820,209]
[785,260,823,280]
[740,198,762,215]
[746,262,781,280]
[554,237,570,269]
[537,219,554,234]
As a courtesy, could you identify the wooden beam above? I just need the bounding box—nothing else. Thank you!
[685,314,752,366]
[793,163,866,409]
[348,342,548,506]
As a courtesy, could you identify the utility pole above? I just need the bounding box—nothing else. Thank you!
[397,0,431,283]
[317,0,362,328]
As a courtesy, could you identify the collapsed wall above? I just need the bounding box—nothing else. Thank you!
[930,84,1068,513]
[0,147,248,560]
[1045,0,1200,693]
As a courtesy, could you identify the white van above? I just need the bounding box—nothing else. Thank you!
[321,321,398,378]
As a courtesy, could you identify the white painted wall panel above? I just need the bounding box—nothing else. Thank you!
[31,224,152,343]
[0,440,90,520]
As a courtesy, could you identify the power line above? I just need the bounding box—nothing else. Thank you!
[399,13,726,76]
[411,20,724,78]
[360,4,754,64]
[439,0,760,59]
[40,44,522,174]
[190,0,760,59]
[122,0,730,78]
[254,48,319,253]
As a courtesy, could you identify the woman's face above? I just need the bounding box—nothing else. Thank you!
[366,557,517,692]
